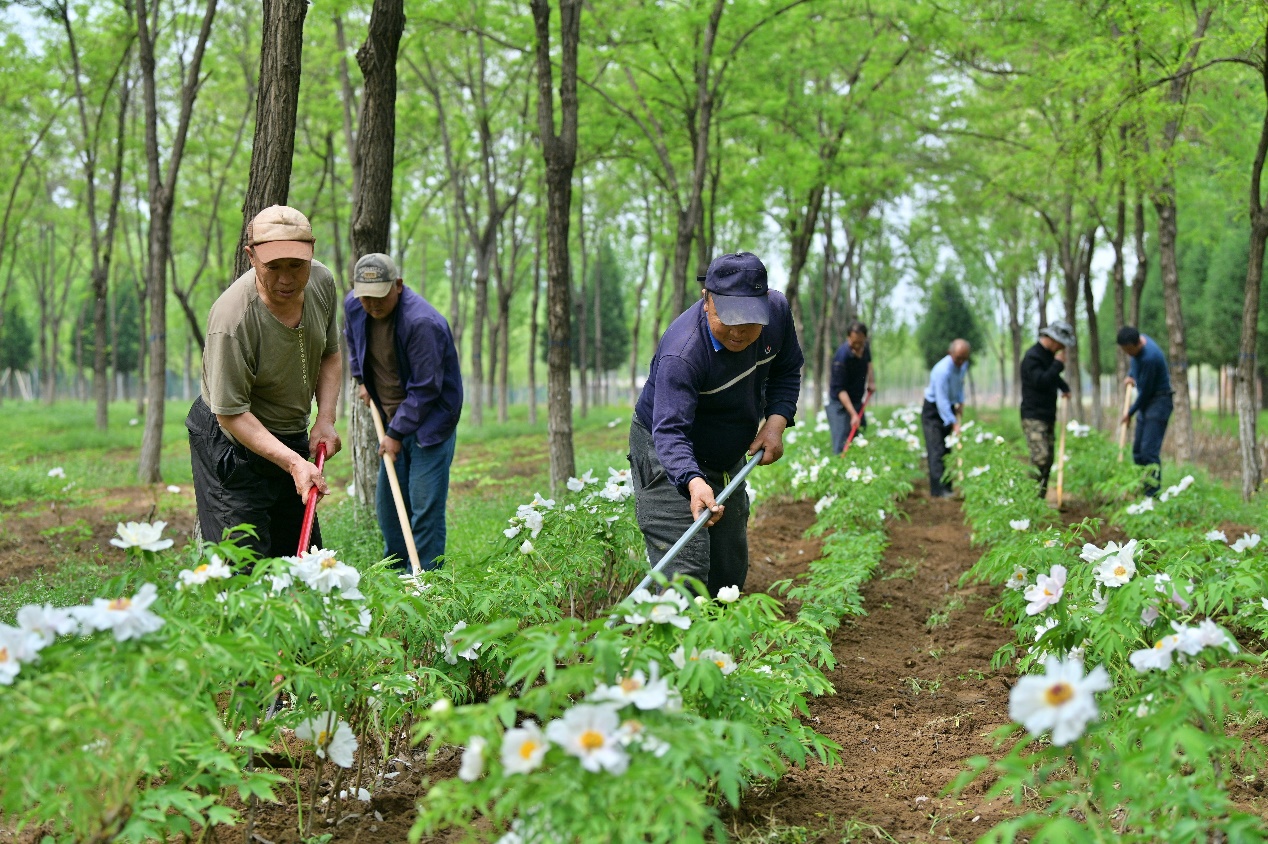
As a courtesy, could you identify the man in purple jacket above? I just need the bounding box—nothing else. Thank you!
[629,252,803,597]
[344,253,463,571]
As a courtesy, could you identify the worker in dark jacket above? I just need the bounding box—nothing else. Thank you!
[826,321,876,455]
[629,252,803,597]
[344,253,463,571]
[1019,320,1074,498]
[1117,325,1173,497]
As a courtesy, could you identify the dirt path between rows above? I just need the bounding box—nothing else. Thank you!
[735,489,1021,843]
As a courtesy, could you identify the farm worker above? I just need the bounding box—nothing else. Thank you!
[1117,325,1173,498]
[344,253,463,572]
[921,338,971,499]
[629,252,803,598]
[186,205,342,558]
[825,319,876,455]
[1019,320,1074,499]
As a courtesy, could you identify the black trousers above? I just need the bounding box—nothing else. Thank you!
[628,418,749,597]
[921,399,954,496]
[186,397,321,561]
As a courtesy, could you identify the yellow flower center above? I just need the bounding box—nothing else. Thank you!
[1114,565,1127,577]
[714,659,728,669]
[321,557,341,569]
[195,564,209,574]
[316,730,331,747]
[579,730,605,751]
[0,647,8,662]
[1044,682,1075,706]
[1154,639,1168,651]
[620,677,641,693]
[1042,588,1053,597]
[518,739,540,760]
[108,597,131,611]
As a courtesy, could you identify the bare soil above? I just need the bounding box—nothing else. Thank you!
[730,489,1023,843]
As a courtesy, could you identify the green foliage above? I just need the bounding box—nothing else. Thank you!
[915,276,984,369]
[572,238,630,372]
[0,301,33,372]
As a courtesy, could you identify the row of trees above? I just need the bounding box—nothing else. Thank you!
[0,0,1264,498]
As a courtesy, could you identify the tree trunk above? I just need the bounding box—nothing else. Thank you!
[531,0,579,491]
[1111,171,1129,386]
[630,196,655,407]
[575,181,589,418]
[1237,74,1268,499]
[1131,198,1147,327]
[529,212,540,425]
[234,0,306,279]
[1153,191,1194,463]
[348,0,406,511]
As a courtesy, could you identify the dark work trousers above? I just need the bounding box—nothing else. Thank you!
[186,396,321,562]
[1132,394,1173,497]
[628,418,750,597]
[921,399,955,497]
[825,400,866,455]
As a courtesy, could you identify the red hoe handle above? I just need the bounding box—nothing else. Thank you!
[840,388,876,457]
[296,442,327,555]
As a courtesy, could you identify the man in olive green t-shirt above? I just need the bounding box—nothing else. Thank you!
[186,205,343,559]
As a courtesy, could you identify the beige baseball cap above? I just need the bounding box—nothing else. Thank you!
[353,253,400,298]
[246,205,315,264]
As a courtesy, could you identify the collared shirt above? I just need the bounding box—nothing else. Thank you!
[923,355,968,427]
[634,291,803,495]
[1128,335,1172,416]
[344,287,464,447]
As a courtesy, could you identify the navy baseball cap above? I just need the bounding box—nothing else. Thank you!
[702,252,770,326]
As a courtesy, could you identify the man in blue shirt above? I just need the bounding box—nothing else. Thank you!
[1117,325,1173,497]
[921,339,971,498]
[826,320,876,455]
[629,252,803,597]
[345,253,464,571]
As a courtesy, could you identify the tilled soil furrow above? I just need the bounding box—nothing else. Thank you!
[736,489,1022,843]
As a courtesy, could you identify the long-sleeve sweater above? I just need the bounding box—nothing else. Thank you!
[1128,335,1172,416]
[1019,341,1070,423]
[634,291,803,495]
[344,288,464,446]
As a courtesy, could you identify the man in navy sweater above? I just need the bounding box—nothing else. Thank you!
[629,252,803,597]
[345,253,463,571]
[1117,325,1173,497]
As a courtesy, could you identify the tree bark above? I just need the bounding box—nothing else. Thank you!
[1111,165,1129,386]
[234,0,306,279]
[1236,43,1268,500]
[1130,197,1147,327]
[531,0,580,491]
[629,193,656,407]
[529,210,541,425]
[348,0,406,512]
[135,0,218,483]
[575,182,589,417]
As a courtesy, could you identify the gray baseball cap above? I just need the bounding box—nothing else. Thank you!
[1040,319,1075,348]
[353,253,400,298]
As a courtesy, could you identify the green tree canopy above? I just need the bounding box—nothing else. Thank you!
[0,303,33,372]
[916,276,983,369]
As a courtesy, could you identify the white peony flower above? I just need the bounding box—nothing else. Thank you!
[47,466,66,478]
[1005,566,1029,591]
[501,720,549,774]
[1176,619,1237,655]
[458,735,487,782]
[353,607,373,636]
[290,549,360,594]
[616,718,670,756]
[503,525,521,539]
[1129,634,1181,672]
[1205,530,1228,543]
[716,585,740,603]
[1141,604,1161,626]
[522,509,544,537]
[814,495,836,514]
[845,467,862,482]
[533,492,556,509]
[1125,498,1155,515]
[1079,541,1126,564]
[1009,656,1111,746]
[73,583,165,641]
[442,621,482,665]
[545,704,628,774]
[1093,540,1137,588]
[269,572,294,593]
[110,521,174,552]
[1232,533,1262,554]
[590,661,674,711]
[624,589,691,629]
[176,554,233,589]
[16,604,78,647]
[1023,565,1067,616]
[1009,519,1030,531]
[295,712,358,768]
[165,485,181,494]
[968,464,990,478]
[1090,584,1109,615]
[520,539,534,554]
[567,476,585,492]
[699,648,737,675]
[0,628,29,684]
